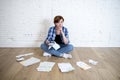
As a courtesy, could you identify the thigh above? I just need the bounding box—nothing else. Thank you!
[58,44,73,53]
[41,43,49,50]
[60,44,73,49]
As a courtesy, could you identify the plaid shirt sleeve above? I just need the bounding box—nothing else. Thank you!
[46,27,54,42]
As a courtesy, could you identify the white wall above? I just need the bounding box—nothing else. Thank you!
[0,0,120,47]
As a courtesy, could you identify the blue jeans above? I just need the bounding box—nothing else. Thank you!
[40,43,73,57]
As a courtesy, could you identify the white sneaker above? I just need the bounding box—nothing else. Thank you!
[62,53,72,59]
[43,52,51,57]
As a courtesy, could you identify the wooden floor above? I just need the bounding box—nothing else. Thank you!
[0,47,120,80]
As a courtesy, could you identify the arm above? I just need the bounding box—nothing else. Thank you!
[60,28,69,44]
[45,27,53,45]
[45,40,50,45]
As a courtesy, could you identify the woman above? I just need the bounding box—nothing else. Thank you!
[41,15,73,59]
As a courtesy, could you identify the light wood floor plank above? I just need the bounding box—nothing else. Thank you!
[0,48,120,80]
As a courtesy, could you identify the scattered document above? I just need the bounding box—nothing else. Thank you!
[76,61,91,70]
[20,57,40,67]
[58,63,75,72]
[16,52,98,72]
[52,42,60,50]
[16,53,34,58]
[24,53,34,56]
[48,42,60,50]
[16,57,24,62]
[89,59,98,65]
[37,62,55,72]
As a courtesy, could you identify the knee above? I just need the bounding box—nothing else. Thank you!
[67,44,74,51]
[40,43,46,49]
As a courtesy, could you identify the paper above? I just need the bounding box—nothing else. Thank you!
[76,61,91,70]
[89,59,98,65]
[16,57,24,62]
[24,53,34,56]
[52,42,60,50]
[58,63,75,72]
[16,54,24,58]
[48,42,60,50]
[20,57,40,67]
[37,62,55,72]
[48,42,55,49]
[16,53,34,58]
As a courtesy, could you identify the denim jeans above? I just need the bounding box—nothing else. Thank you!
[40,43,73,57]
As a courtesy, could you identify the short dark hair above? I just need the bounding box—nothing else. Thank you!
[54,15,64,23]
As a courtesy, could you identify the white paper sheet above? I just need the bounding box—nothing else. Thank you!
[16,53,34,58]
[48,42,60,50]
[16,57,24,62]
[58,63,75,72]
[24,53,34,56]
[20,57,40,67]
[76,61,91,70]
[52,42,60,50]
[37,62,55,72]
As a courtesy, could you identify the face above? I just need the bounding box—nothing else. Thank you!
[55,19,64,29]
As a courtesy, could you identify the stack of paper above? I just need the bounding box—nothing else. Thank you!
[58,63,75,72]
[37,62,55,72]
[20,57,40,67]
[76,61,91,70]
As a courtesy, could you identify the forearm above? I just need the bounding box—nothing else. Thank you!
[62,33,68,44]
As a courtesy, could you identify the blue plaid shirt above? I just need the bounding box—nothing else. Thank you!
[45,26,69,44]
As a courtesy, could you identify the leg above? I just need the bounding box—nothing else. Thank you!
[58,44,73,53]
[40,43,63,57]
[40,43,49,52]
